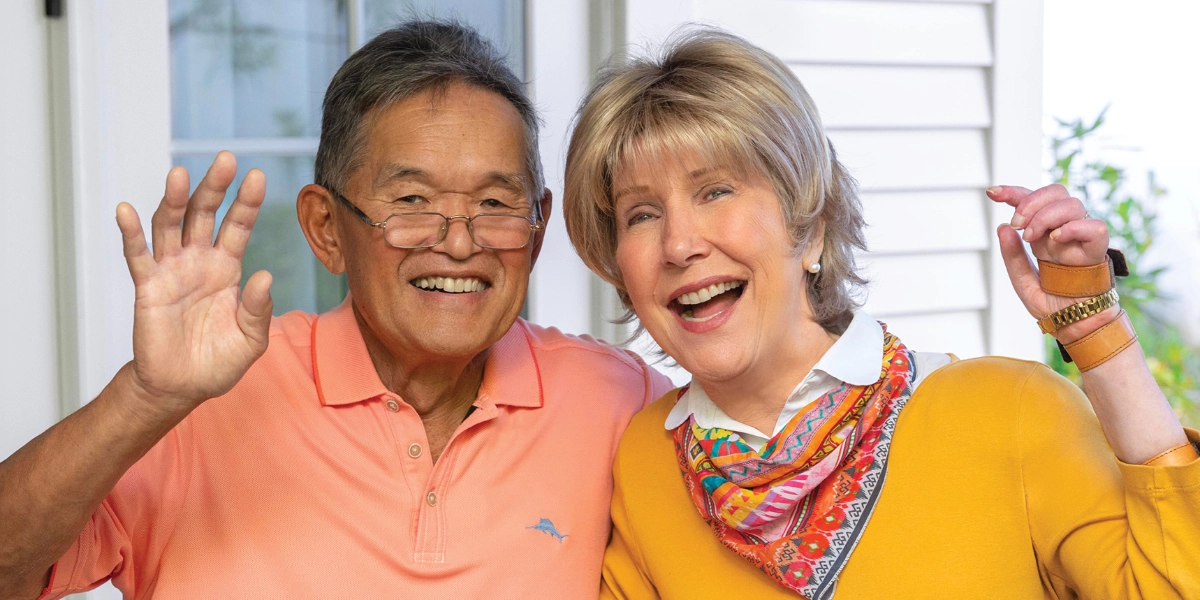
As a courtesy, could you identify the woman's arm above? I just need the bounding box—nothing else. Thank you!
[988,184,1190,464]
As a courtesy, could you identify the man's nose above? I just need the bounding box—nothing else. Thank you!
[434,215,479,259]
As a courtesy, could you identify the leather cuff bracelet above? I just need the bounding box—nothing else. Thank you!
[1038,248,1130,298]
[1142,441,1200,467]
[1062,310,1137,372]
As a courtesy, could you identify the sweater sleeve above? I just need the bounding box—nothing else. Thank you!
[602,447,660,600]
[1019,364,1200,599]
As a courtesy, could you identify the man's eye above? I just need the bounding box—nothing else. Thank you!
[395,195,424,205]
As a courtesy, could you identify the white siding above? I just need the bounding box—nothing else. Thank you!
[623,0,1045,360]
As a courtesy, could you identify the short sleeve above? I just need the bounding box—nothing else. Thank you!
[39,420,194,600]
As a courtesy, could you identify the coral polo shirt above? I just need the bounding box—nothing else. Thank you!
[42,299,672,599]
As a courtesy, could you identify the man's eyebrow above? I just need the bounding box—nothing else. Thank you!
[483,171,527,195]
[373,165,526,195]
[374,164,427,188]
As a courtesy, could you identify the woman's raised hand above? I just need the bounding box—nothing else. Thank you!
[987,183,1113,344]
[115,151,273,417]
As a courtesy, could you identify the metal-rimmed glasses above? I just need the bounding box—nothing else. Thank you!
[334,193,545,250]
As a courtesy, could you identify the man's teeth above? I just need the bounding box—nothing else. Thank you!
[676,281,743,306]
[413,277,486,293]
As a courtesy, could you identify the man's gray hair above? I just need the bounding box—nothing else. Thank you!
[315,19,544,201]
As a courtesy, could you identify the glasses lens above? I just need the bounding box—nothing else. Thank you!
[472,215,534,250]
[382,213,446,248]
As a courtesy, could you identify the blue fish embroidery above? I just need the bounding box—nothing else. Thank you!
[527,518,568,543]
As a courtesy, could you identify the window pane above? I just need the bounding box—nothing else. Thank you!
[171,0,347,139]
[173,154,347,315]
[365,0,525,78]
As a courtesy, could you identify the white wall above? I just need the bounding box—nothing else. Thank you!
[0,1,61,460]
[526,0,597,335]
[620,0,1045,363]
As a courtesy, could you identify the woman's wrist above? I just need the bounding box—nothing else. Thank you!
[1051,304,1122,345]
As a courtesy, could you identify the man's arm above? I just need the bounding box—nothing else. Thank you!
[0,153,273,598]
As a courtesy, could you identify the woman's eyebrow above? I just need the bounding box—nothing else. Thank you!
[613,184,650,204]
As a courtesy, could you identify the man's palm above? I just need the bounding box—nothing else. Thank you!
[117,152,273,410]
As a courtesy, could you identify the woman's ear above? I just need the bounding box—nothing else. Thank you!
[297,184,346,275]
[802,218,826,271]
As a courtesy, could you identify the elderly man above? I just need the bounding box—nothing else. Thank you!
[0,20,671,599]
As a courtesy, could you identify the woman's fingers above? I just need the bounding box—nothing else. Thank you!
[984,185,1033,208]
[181,151,237,247]
[1020,195,1087,243]
[996,224,1045,314]
[117,202,156,285]
[1007,183,1072,230]
[215,168,266,259]
[151,166,191,260]
[1048,218,1110,259]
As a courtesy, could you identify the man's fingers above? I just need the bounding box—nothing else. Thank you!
[181,151,237,247]
[238,270,274,352]
[996,224,1044,314]
[215,168,266,258]
[1021,196,1087,243]
[117,203,156,284]
[151,166,191,260]
[985,185,1034,208]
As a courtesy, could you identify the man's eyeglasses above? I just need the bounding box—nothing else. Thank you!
[334,193,544,251]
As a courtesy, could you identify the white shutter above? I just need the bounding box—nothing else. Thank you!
[624,0,1045,360]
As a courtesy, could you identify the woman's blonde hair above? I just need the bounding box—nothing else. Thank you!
[563,27,867,333]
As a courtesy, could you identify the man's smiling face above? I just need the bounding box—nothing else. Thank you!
[334,81,546,361]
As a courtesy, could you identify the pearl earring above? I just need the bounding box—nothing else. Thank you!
[807,262,821,274]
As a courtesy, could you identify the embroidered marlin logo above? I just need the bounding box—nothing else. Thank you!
[527,518,568,543]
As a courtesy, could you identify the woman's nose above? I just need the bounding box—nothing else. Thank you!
[661,208,710,267]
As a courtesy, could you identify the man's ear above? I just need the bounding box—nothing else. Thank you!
[801,218,826,271]
[529,187,553,266]
[297,184,346,275]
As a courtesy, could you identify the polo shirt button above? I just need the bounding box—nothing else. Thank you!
[426,491,437,506]
[408,443,422,458]
[385,399,400,412]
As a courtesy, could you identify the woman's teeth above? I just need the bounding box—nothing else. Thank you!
[676,281,743,306]
[413,277,486,293]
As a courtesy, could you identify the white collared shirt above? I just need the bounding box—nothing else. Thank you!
[664,311,952,452]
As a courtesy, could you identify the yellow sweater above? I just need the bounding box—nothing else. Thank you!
[603,357,1200,599]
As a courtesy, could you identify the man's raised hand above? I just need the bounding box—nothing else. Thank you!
[116,151,273,417]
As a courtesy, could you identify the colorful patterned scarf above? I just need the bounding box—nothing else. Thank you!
[673,328,915,599]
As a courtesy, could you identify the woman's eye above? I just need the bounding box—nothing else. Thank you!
[705,187,732,201]
[626,212,654,227]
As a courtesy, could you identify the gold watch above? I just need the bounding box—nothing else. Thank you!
[1037,288,1120,334]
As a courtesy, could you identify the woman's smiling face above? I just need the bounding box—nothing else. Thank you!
[613,149,824,387]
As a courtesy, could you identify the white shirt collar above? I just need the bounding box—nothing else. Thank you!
[664,311,884,434]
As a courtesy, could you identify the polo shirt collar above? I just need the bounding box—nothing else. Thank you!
[312,297,543,409]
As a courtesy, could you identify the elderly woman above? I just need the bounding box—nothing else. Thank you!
[563,29,1200,599]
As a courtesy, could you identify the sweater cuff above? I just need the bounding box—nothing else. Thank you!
[1119,428,1200,492]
